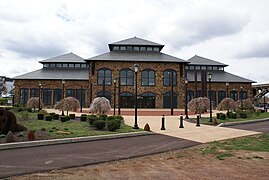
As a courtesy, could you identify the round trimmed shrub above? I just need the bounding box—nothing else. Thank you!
[60,116,69,122]
[98,114,108,120]
[69,114,76,119]
[226,111,233,118]
[37,113,44,120]
[216,113,223,119]
[230,113,237,119]
[239,112,247,118]
[53,114,59,120]
[220,113,226,120]
[107,119,121,131]
[93,120,106,130]
[45,115,52,121]
[80,115,87,122]
[88,115,98,125]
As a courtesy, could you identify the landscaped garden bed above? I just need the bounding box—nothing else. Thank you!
[0,108,141,144]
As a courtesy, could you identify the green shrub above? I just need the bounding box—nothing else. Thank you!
[40,127,46,131]
[80,115,87,122]
[88,115,98,125]
[226,111,233,118]
[53,114,59,120]
[60,116,68,122]
[49,129,54,133]
[93,120,106,130]
[230,113,237,119]
[0,98,8,105]
[69,114,76,119]
[107,119,121,131]
[49,112,56,116]
[64,128,69,131]
[0,134,6,138]
[21,111,30,120]
[37,113,44,120]
[45,115,52,121]
[98,114,108,120]
[39,110,48,115]
[18,107,26,112]
[5,107,13,111]
[216,113,223,119]
[255,109,261,117]
[239,112,247,118]
[66,115,71,121]
[106,115,116,121]
[26,108,32,112]
[220,113,226,120]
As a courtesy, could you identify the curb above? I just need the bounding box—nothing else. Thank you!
[218,118,269,127]
[0,131,153,151]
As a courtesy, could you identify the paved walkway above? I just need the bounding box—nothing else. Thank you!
[123,116,261,143]
[0,134,200,178]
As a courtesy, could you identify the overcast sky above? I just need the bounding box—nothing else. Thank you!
[0,0,268,84]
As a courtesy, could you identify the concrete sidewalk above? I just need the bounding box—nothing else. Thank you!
[123,116,260,143]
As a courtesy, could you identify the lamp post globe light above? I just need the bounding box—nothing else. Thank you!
[133,63,139,129]
[185,78,189,119]
[62,79,65,116]
[113,78,117,116]
[226,81,229,98]
[207,72,213,122]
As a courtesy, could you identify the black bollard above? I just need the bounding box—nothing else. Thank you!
[196,114,200,127]
[161,115,166,130]
[179,114,184,128]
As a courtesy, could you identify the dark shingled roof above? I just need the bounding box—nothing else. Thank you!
[39,52,85,63]
[187,55,228,67]
[108,37,164,51]
[13,68,89,80]
[86,51,187,63]
[186,70,255,83]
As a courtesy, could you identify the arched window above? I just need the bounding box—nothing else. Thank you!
[141,92,156,108]
[19,88,29,105]
[163,92,177,108]
[30,88,39,97]
[97,91,112,102]
[240,91,248,100]
[142,69,155,86]
[218,91,226,104]
[43,88,52,105]
[230,91,238,101]
[208,90,217,107]
[120,69,133,86]
[53,89,62,104]
[163,69,177,86]
[120,92,134,108]
[98,68,112,85]
[66,89,75,97]
[187,90,194,103]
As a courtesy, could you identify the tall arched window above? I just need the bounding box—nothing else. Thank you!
[97,91,112,102]
[230,91,238,101]
[98,68,112,85]
[120,69,133,86]
[163,69,177,86]
[142,69,155,86]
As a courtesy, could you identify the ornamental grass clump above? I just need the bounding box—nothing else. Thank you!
[217,98,238,112]
[188,97,210,114]
[54,97,80,115]
[26,97,44,112]
[89,97,111,114]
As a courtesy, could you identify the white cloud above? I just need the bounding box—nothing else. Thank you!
[0,0,268,83]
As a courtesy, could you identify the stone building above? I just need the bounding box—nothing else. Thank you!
[13,37,255,109]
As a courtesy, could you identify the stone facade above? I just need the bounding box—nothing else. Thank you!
[89,61,186,109]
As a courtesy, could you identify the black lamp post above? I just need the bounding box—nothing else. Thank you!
[80,86,83,113]
[170,72,174,115]
[62,79,65,116]
[133,63,139,129]
[185,78,189,119]
[240,86,243,111]
[226,81,229,98]
[38,82,42,111]
[118,76,121,115]
[113,78,116,116]
[208,72,213,122]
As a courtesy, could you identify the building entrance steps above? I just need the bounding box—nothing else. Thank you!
[123,116,260,143]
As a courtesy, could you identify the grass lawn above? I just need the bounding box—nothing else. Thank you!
[201,133,269,160]
[20,120,142,139]
[198,112,269,125]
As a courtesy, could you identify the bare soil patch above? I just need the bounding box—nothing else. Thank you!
[10,144,269,180]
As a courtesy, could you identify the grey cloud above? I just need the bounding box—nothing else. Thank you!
[236,39,269,59]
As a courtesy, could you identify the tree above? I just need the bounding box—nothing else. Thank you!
[217,98,238,112]
[89,97,111,114]
[26,97,44,112]
[54,97,80,115]
[188,97,210,114]
[236,99,254,110]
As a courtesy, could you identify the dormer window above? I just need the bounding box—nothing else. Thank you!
[147,47,153,51]
[134,46,139,51]
[44,63,49,68]
[127,46,132,51]
[120,46,126,50]
[69,64,74,68]
[153,47,159,51]
[50,63,56,68]
[113,46,119,50]
[56,63,61,68]
[63,63,68,68]
[75,64,80,68]
[140,47,146,51]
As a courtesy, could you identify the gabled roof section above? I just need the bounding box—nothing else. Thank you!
[187,55,228,67]
[86,51,187,63]
[39,52,85,64]
[13,68,89,80]
[108,37,164,51]
[186,70,256,83]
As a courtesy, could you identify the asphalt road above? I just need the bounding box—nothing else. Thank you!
[228,120,269,133]
[0,134,200,178]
